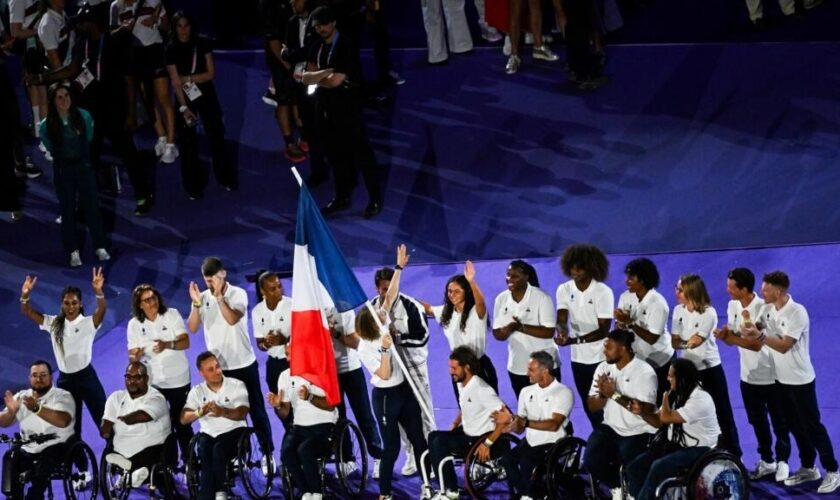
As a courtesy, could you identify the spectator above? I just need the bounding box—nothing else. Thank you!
[505,0,559,75]
[418,0,473,64]
[9,0,48,156]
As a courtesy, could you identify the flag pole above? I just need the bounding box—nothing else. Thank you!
[291,166,303,186]
[363,301,436,426]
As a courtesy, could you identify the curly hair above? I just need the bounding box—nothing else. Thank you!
[131,284,168,321]
[560,244,609,282]
[624,258,660,290]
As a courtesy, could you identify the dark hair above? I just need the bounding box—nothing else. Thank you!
[509,259,540,287]
[170,10,196,43]
[763,271,790,290]
[669,358,700,411]
[607,328,635,352]
[74,3,100,27]
[530,351,554,371]
[196,351,217,370]
[255,269,279,303]
[727,268,755,293]
[561,244,609,282]
[46,83,86,149]
[449,346,479,375]
[679,274,711,313]
[31,359,53,373]
[440,275,475,331]
[52,286,84,357]
[624,258,660,289]
[309,5,335,25]
[374,267,395,287]
[355,306,381,342]
[131,284,168,321]
[201,256,224,277]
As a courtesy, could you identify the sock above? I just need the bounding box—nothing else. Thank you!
[32,106,40,137]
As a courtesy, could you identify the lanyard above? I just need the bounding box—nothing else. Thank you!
[190,45,198,74]
[316,31,339,69]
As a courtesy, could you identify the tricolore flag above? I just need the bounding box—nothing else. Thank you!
[290,183,367,405]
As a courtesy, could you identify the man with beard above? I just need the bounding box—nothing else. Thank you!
[100,362,171,488]
[0,360,75,499]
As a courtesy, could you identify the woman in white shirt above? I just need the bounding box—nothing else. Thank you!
[127,283,193,459]
[626,358,722,500]
[671,274,741,458]
[422,261,499,396]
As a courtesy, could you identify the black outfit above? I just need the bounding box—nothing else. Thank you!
[280,422,334,494]
[698,364,742,458]
[777,380,838,472]
[308,32,382,209]
[2,441,67,499]
[196,427,246,500]
[57,364,107,438]
[260,0,294,103]
[585,424,650,489]
[165,36,237,197]
[0,55,24,213]
[221,363,273,451]
[564,0,598,81]
[503,440,555,498]
[741,381,790,464]
[156,384,195,460]
[427,427,480,492]
[571,361,603,426]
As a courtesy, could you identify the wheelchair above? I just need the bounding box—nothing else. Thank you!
[185,427,275,499]
[419,431,521,500]
[533,430,598,499]
[280,418,369,499]
[1,433,99,500]
[99,433,183,499]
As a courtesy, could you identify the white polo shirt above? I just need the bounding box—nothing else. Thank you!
[252,297,292,360]
[617,289,673,369]
[725,296,775,385]
[672,305,720,371]
[9,0,40,31]
[37,9,74,63]
[39,314,98,374]
[494,284,558,375]
[671,387,720,448]
[555,280,613,365]
[328,308,361,374]
[517,379,574,446]
[458,375,504,437]
[590,357,657,437]
[14,387,76,453]
[103,387,170,458]
[433,306,487,358]
[109,0,165,46]
[185,376,249,438]
[759,296,814,385]
[199,285,255,371]
[358,337,404,388]
[127,309,190,389]
[278,369,338,426]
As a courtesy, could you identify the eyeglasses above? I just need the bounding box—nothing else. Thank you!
[140,295,158,304]
[29,373,49,379]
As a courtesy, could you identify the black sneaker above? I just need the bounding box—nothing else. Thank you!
[15,159,42,179]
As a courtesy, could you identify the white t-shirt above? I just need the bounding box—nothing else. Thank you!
[589,358,657,437]
[433,306,487,358]
[517,379,574,446]
[358,337,404,388]
[103,387,170,458]
[198,285,255,371]
[14,387,76,453]
[328,308,361,374]
[9,0,40,32]
[725,296,775,385]
[494,284,558,375]
[759,296,814,385]
[37,9,74,64]
[185,377,249,438]
[672,305,720,370]
[109,0,165,46]
[671,387,720,448]
[555,280,613,364]
[458,375,504,437]
[617,289,674,368]
[126,309,190,389]
[252,297,292,359]
[39,314,98,374]
[277,369,337,426]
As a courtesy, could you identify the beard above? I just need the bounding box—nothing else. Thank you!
[32,384,52,397]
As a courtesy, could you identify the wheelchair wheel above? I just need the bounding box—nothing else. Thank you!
[63,440,99,500]
[545,437,596,499]
[237,428,274,499]
[280,465,295,499]
[185,434,202,500]
[334,419,368,497]
[98,447,130,500]
[151,434,185,499]
[686,450,750,500]
[464,433,520,499]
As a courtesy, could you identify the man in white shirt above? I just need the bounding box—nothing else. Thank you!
[0,360,75,499]
[426,346,509,499]
[714,268,791,482]
[187,257,272,450]
[100,362,171,488]
[584,329,657,495]
[499,351,574,500]
[181,352,250,500]
[744,271,839,494]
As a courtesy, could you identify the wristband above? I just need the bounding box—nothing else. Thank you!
[179,105,188,113]
[192,301,201,308]
[170,341,175,350]
[34,403,43,415]
[394,264,403,271]
[19,297,30,304]
[195,408,203,418]
[95,294,105,299]
[575,337,583,345]
[610,392,622,403]
[307,392,314,402]
[378,346,389,353]
[680,341,689,349]
[483,438,494,447]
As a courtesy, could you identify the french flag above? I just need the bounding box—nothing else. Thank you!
[290,181,367,405]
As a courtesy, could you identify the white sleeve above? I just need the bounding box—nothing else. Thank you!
[491,293,507,329]
[516,390,527,417]
[645,298,669,335]
[232,380,249,408]
[783,306,808,341]
[694,308,717,339]
[552,387,574,418]
[228,287,247,314]
[9,0,24,24]
[278,372,291,402]
[555,283,568,310]
[184,386,200,411]
[432,305,444,323]
[251,305,267,339]
[168,308,187,334]
[102,393,118,424]
[139,391,169,420]
[637,369,657,405]
[588,363,606,398]
[340,310,356,335]
[109,1,119,29]
[671,307,684,338]
[616,292,629,312]
[126,319,142,349]
[676,390,713,425]
[38,18,59,50]
[536,290,557,327]
[39,314,56,332]
[357,342,382,375]
[595,285,614,319]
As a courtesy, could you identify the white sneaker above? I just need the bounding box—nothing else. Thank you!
[750,460,776,480]
[161,143,179,164]
[372,458,380,479]
[70,250,82,268]
[533,45,559,62]
[154,136,167,157]
[521,496,534,500]
[214,492,227,500]
[73,471,92,491]
[430,491,458,500]
[784,467,821,486]
[480,25,503,42]
[131,467,149,488]
[95,248,111,262]
[339,461,358,476]
[818,471,840,494]
[776,461,790,482]
[55,215,62,224]
[401,449,417,476]
[505,55,521,75]
[611,487,623,500]
[301,494,312,500]
[503,35,511,56]
[310,493,323,500]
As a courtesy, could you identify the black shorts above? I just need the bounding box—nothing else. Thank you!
[269,62,298,106]
[134,43,167,81]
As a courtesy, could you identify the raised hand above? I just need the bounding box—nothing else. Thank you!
[211,275,225,298]
[188,282,202,303]
[396,244,409,268]
[21,276,38,298]
[464,261,476,282]
[381,333,393,350]
[91,267,105,295]
[4,391,19,414]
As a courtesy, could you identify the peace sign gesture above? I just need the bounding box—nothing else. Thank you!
[91,267,105,296]
[21,275,38,298]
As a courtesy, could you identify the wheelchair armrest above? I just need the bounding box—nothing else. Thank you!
[654,475,686,499]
